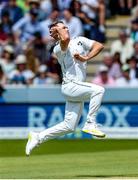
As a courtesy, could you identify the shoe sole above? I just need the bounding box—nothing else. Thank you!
[82,129,106,138]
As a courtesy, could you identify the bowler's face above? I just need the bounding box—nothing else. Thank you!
[50,23,70,40]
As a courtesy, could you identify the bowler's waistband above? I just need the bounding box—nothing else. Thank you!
[62,78,83,85]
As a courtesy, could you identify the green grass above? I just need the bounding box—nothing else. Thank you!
[0,139,138,179]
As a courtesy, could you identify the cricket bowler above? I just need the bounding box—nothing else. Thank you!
[26,21,105,156]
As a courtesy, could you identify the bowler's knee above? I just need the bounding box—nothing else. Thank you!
[94,85,105,95]
[99,86,105,94]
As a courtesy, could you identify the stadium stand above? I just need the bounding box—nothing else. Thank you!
[0,0,138,87]
[87,15,131,81]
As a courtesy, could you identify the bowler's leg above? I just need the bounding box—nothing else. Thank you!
[62,81,105,137]
[81,83,105,137]
[39,101,83,142]
[26,101,83,155]
[62,81,105,123]
[86,83,105,123]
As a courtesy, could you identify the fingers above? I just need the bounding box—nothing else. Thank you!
[74,53,87,62]
[74,53,83,61]
[74,53,80,59]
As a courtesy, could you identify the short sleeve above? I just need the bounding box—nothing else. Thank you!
[79,37,95,51]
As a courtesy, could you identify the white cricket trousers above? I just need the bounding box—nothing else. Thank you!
[39,80,105,143]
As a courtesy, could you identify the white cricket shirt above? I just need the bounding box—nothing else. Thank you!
[53,36,95,82]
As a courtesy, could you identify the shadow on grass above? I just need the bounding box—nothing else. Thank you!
[75,174,138,178]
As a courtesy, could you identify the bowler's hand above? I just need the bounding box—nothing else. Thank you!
[74,53,88,62]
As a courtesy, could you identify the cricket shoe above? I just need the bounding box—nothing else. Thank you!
[82,122,106,138]
[25,131,40,156]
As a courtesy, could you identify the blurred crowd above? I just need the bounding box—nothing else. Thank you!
[0,0,138,88]
[92,0,138,87]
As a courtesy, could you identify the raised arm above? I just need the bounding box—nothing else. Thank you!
[74,41,104,62]
[86,41,104,60]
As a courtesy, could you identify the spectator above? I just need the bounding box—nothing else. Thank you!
[110,29,134,64]
[70,0,105,42]
[80,0,99,22]
[103,52,113,67]
[0,2,7,17]
[132,41,138,62]
[130,18,138,42]
[0,32,23,56]
[40,0,57,17]
[0,11,13,47]
[118,0,133,15]
[70,0,95,39]
[0,45,15,77]
[27,32,48,64]
[115,64,138,87]
[0,31,19,56]
[27,0,46,21]
[127,56,138,79]
[57,0,72,11]
[12,8,41,44]
[40,8,60,42]
[80,0,105,33]
[131,2,138,20]
[4,32,23,55]
[0,24,8,46]
[1,0,23,24]
[92,65,116,87]
[25,47,40,73]
[33,64,57,85]
[9,54,34,85]
[110,52,122,79]
[119,0,132,15]
[62,8,83,38]
[0,11,13,35]
[103,52,122,79]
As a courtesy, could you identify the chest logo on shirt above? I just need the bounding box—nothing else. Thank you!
[77,41,83,46]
